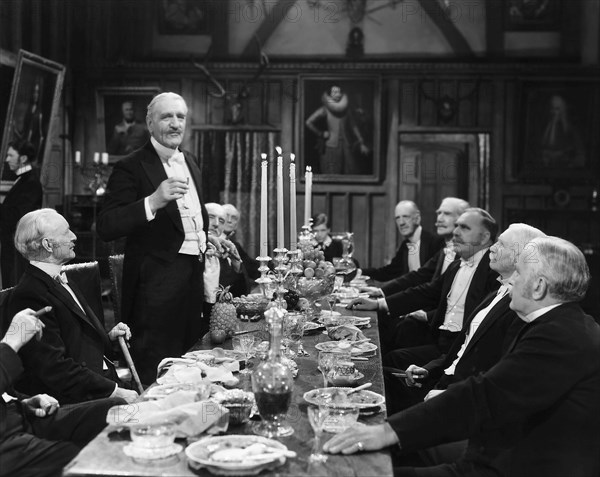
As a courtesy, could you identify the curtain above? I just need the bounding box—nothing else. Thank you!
[195,130,280,258]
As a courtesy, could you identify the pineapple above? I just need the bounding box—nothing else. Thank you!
[209,286,238,337]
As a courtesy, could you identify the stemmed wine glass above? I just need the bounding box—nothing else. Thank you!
[233,334,257,375]
[307,405,330,463]
[317,351,336,388]
[326,294,338,314]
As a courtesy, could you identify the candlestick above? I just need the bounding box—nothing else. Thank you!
[289,154,297,251]
[260,154,268,258]
[304,166,312,227]
[93,152,100,164]
[101,152,109,165]
[276,147,284,249]
[75,151,81,165]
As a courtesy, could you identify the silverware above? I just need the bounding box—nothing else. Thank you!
[346,382,372,395]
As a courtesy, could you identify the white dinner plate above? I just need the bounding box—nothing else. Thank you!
[186,435,288,475]
[303,387,385,409]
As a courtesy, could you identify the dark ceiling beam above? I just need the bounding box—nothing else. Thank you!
[417,0,474,57]
[241,0,298,58]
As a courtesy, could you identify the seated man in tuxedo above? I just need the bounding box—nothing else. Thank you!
[350,208,500,360]
[222,203,259,285]
[360,201,444,283]
[7,209,138,404]
[325,236,600,477]
[360,197,470,325]
[203,203,246,319]
[1,309,125,477]
[384,223,545,416]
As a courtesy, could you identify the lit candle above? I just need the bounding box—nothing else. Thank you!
[93,152,100,164]
[289,154,297,251]
[304,166,312,226]
[260,153,268,257]
[74,151,81,165]
[101,152,109,165]
[276,146,284,249]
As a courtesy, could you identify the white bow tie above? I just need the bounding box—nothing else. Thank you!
[169,152,185,165]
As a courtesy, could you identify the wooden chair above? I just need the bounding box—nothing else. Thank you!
[108,254,124,324]
[0,287,15,336]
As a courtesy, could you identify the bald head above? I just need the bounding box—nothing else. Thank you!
[395,201,421,239]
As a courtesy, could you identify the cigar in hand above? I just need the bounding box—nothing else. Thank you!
[33,306,52,340]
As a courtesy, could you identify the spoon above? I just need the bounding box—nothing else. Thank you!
[346,382,372,395]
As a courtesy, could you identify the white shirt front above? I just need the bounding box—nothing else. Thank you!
[445,283,510,375]
[439,248,488,332]
[144,137,206,256]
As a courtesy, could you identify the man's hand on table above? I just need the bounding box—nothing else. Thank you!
[359,286,383,298]
[323,423,399,454]
[111,387,139,403]
[346,297,378,311]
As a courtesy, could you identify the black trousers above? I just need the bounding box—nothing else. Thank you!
[130,254,206,384]
[0,397,124,477]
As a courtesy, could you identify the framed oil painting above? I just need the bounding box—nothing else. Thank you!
[96,86,160,162]
[299,76,381,183]
[0,50,65,181]
[515,81,599,180]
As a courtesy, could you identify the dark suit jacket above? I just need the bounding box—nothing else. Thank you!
[385,251,500,336]
[0,170,42,286]
[389,303,600,477]
[0,343,25,438]
[96,142,209,324]
[380,247,454,297]
[363,229,444,282]
[7,265,119,404]
[318,238,344,264]
[424,292,523,386]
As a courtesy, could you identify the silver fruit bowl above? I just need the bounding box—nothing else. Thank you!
[286,275,335,320]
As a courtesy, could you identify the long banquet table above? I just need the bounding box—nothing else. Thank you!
[63,307,393,477]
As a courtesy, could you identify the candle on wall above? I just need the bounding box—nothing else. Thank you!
[74,151,81,165]
[304,166,312,227]
[93,152,100,164]
[276,146,284,249]
[260,153,268,257]
[289,154,297,251]
[101,152,109,165]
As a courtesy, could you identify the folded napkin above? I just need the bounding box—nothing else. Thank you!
[106,390,229,437]
[157,360,239,387]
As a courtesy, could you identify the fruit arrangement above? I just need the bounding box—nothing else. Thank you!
[296,244,337,279]
[209,286,238,342]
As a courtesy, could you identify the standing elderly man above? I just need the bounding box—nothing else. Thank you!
[325,236,600,477]
[361,200,444,283]
[97,92,214,384]
[1,139,43,287]
[7,209,138,405]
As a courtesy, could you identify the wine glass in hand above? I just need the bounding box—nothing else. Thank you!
[307,405,330,463]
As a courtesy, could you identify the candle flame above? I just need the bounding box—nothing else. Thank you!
[307,166,312,172]
[290,153,295,162]
[261,153,267,160]
[275,146,282,155]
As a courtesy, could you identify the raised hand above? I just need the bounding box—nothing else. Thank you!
[148,177,189,212]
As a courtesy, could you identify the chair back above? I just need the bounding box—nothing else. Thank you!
[108,254,124,324]
[0,287,15,336]
[62,261,105,329]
